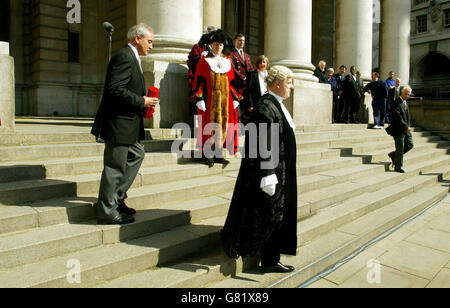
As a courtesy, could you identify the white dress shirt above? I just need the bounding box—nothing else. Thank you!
[258,70,268,96]
[127,43,142,72]
[268,91,296,131]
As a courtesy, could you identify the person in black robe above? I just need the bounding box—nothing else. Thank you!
[221,65,298,274]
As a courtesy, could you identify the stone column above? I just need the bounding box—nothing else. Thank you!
[379,0,411,85]
[0,42,15,131]
[133,0,203,128]
[264,0,333,125]
[335,0,373,81]
[203,0,222,29]
[265,0,317,82]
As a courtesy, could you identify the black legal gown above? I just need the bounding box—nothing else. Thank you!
[221,93,298,258]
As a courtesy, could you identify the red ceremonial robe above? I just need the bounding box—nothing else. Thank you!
[193,55,242,155]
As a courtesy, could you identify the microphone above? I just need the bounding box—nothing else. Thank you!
[103,22,114,34]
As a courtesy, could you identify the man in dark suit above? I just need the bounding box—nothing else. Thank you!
[230,34,254,96]
[314,60,328,84]
[386,87,414,173]
[387,78,403,124]
[333,65,347,123]
[314,60,328,83]
[91,23,158,225]
[342,66,362,124]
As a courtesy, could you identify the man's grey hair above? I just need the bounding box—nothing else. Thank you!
[402,86,412,94]
[127,23,153,42]
[327,68,334,74]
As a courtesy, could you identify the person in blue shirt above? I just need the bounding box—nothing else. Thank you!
[363,72,389,129]
[386,71,396,89]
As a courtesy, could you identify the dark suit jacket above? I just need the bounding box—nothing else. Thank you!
[91,46,146,145]
[388,86,403,105]
[243,70,263,110]
[333,73,346,97]
[230,50,254,94]
[314,67,328,84]
[387,97,411,137]
[342,75,361,101]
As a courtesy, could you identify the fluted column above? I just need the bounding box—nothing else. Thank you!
[265,0,317,82]
[135,0,203,63]
[380,0,411,84]
[203,0,222,29]
[335,0,373,80]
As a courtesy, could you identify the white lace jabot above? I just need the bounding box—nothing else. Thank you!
[205,56,232,74]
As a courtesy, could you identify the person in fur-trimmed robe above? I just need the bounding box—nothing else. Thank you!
[192,29,242,167]
[221,65,298,274]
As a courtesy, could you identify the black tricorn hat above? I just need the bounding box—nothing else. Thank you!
[198,29,236,52]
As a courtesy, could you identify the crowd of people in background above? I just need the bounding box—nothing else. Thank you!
[314,61,404,130]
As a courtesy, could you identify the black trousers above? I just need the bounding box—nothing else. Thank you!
[261,228,282,266]
[390,133,414,169]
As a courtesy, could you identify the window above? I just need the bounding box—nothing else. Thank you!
[445,9,450,28]
[417,15,428,34]
[68,32,80,63]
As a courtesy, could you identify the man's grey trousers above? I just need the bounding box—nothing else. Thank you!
[97,142,145,219]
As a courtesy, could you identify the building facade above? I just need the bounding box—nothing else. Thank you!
[410,0,450,99]
[1,0,420,128]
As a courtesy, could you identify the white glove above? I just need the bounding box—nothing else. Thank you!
[260,174,278,197]
[233,100,240,110]
[197,100,206,112]
[201,50,209,57]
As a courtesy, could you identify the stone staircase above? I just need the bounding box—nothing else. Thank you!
[0,121,448,288]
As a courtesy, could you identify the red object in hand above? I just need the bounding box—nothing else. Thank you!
[144,86,160,119]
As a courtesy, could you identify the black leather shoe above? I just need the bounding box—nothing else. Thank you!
[215,158,230,165]
[261,262,295,274]
[205,158,215,168]
[98,214,135,225]
[388,152,395,168]
[395,168,406,174]
[118,200,136,215]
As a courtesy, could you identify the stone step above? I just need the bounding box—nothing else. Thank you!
[96,173,450,288]
[0,152,179,183]
[0,139,184,163]
[294,129,431,141]
[208,184,449,288]
[350,139,450,157]
[365,146,450,166]
[0,216,226,288]
[298,154,450,218]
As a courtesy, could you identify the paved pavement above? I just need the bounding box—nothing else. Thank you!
[307,193,450,288]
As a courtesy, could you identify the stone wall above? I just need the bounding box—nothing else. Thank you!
[409,99,450,140]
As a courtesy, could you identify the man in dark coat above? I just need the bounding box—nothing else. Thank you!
[386,87,414,174]
[221,65,298,274]
[387,78,403,124]
[91,23,158,225]
[333,65,347,123]
[342,66,362,124]
[230,34,254,96]
[313,60,328,84]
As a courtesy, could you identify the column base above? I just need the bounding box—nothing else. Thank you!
[142,58,190,129]
[285,80,333,126]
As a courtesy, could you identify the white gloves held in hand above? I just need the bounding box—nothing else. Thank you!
[196,100,206,112]
[260,174,278,197]
[197,100,239,111]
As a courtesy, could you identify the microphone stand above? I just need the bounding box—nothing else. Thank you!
[108,31,112,61]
